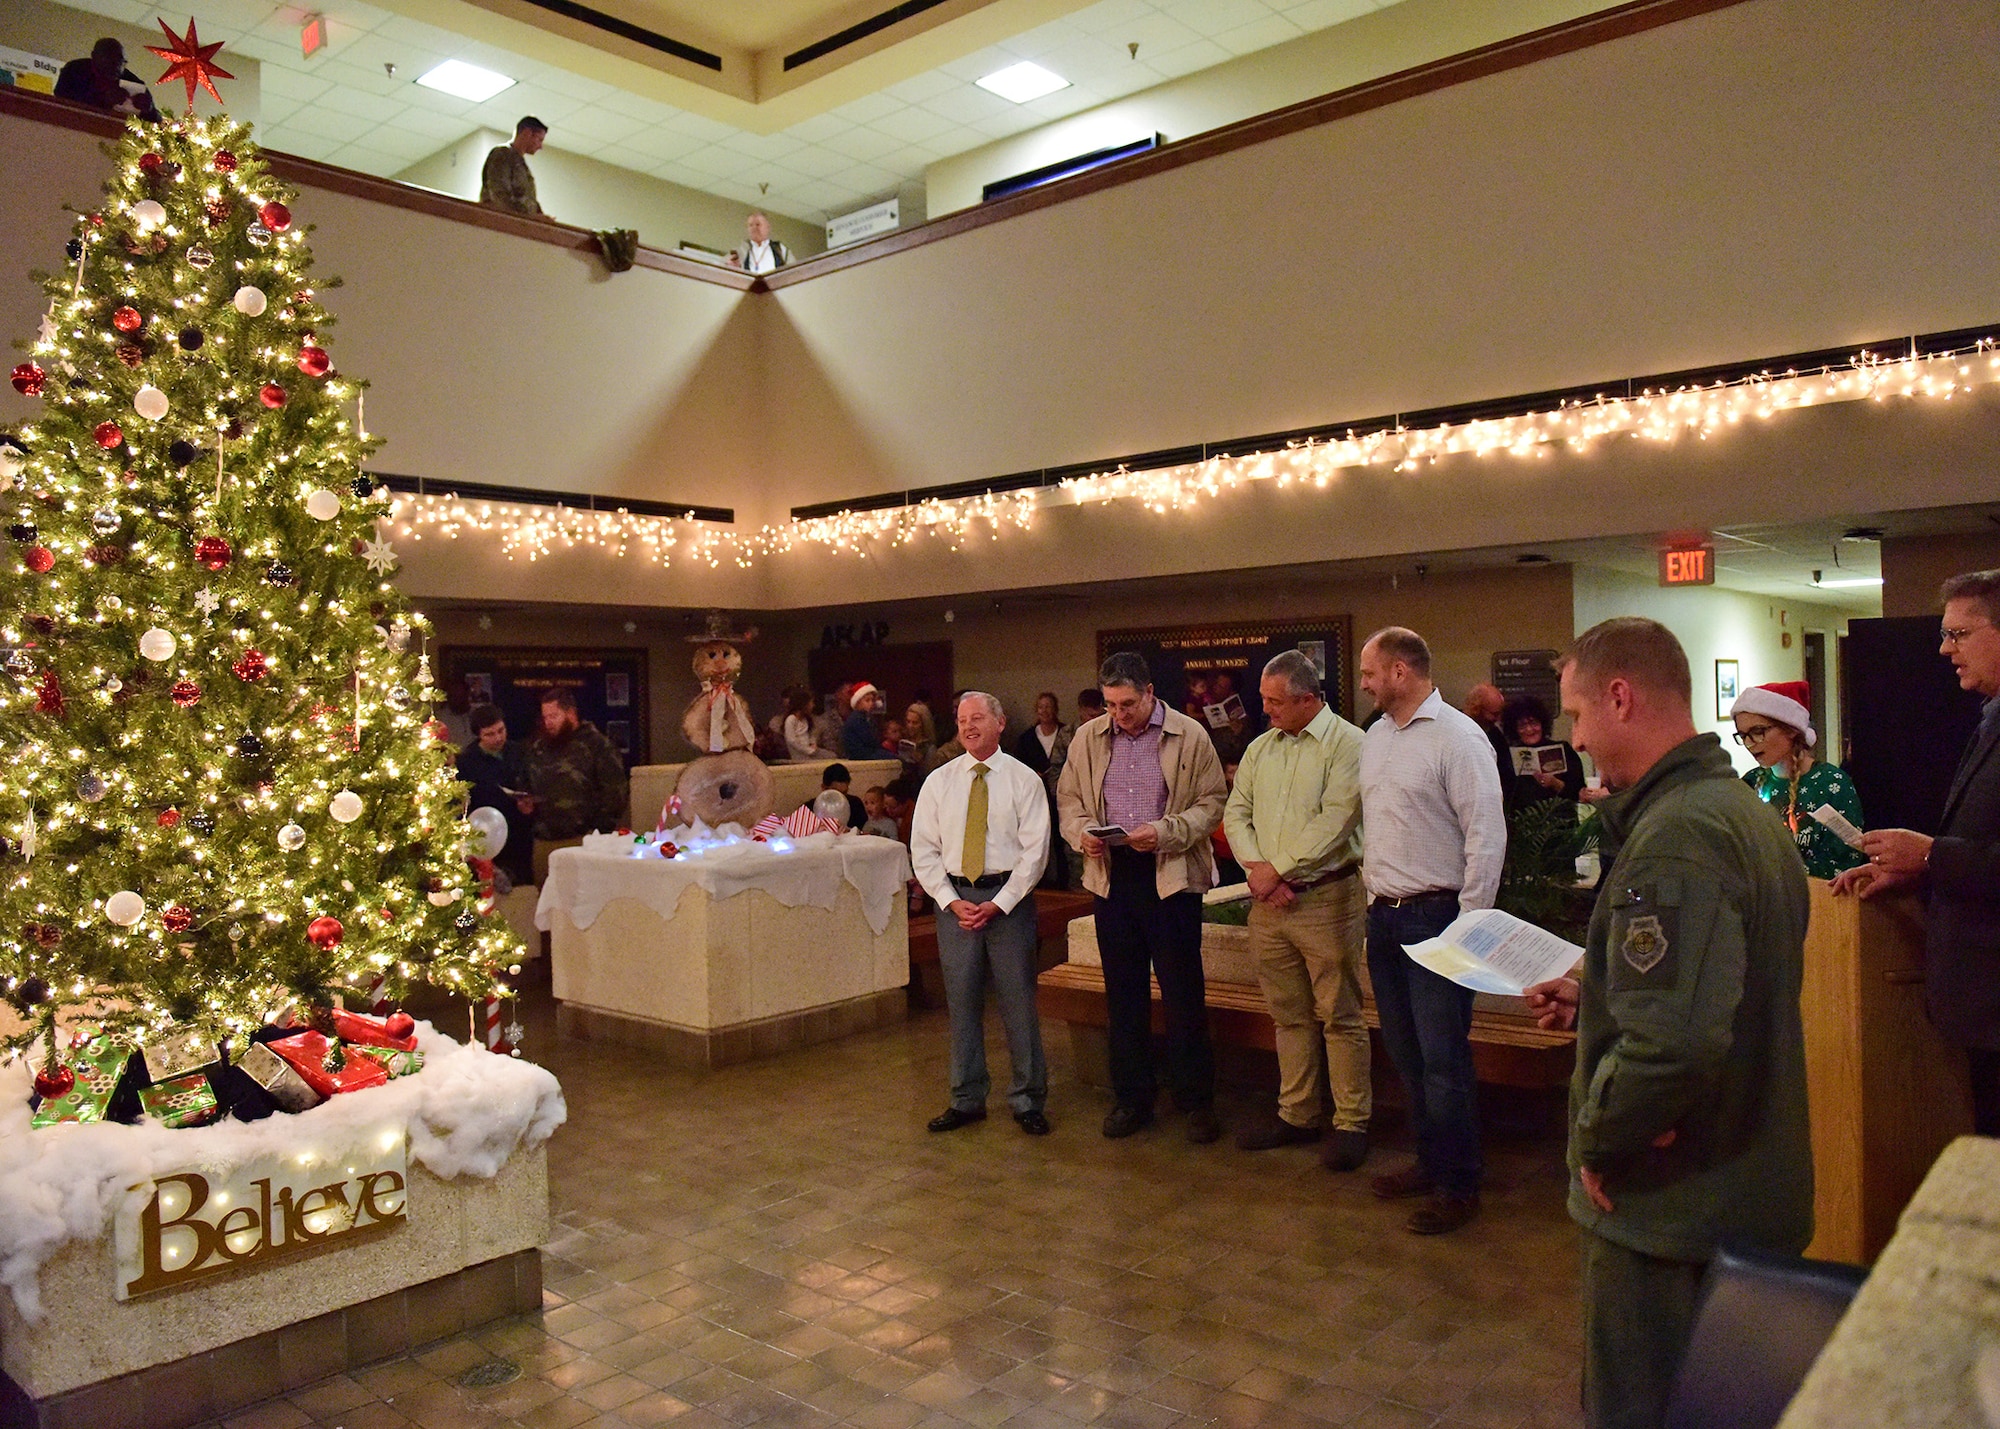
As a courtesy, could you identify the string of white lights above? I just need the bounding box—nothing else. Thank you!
[385,343,2000,570]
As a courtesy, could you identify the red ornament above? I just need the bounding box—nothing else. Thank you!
[426,718,451,746]
[33,1062,74,1101]
[213,150,237,173]
[259,383,286,409]
[23,546,53,574]
[194,535,231,570]
[157,808,182,828]
[384,1011,415,1039]
[297,346,330,377]
[139,151,165,173]
[145,17,234,108]
[231,649,268,682]
[113,306,142,333]
[171,679,201,707]
[93,421,123,450]
[161,904,193,932]
[258,201,292,232]
[306,915,344,949]
[34,671,63,717]
[11,363,45,396]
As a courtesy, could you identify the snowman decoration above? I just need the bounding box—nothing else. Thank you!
[670,614,775,830]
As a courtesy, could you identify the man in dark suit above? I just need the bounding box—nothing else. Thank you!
[1834,569,2000,1133]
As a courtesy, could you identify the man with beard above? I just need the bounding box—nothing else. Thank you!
[521,687,628,883]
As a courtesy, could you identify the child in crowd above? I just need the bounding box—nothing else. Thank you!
[860,786,899,840]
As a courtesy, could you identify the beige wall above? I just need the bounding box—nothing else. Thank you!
[394,129,822,260]
[1883,534,2000,619]
[925,0,1601,216]
[0,0,260,126]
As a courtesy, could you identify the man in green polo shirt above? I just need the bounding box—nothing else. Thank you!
[1223,649,1371,1169]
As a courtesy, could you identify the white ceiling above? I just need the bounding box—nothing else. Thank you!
[55,0,1404,223]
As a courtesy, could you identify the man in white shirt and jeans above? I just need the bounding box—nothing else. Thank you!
[1357,627,1507,1234]
[911,692,1054,1136]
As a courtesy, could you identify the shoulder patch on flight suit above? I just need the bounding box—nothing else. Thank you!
[1622,914,1669,974]
[1608,881,1680,985]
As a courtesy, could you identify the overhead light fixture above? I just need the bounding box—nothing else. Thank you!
[976,61,1069,104]
[414,59,514,102]
[1812,575,1883,588]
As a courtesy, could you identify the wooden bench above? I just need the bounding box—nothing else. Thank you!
[1036,959,1575,1090]
[908,890,1097,1007]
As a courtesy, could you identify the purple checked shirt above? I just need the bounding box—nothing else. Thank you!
[1103,698,1170,830]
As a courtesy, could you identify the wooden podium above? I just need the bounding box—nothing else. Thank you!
[1802,882,1972,1263]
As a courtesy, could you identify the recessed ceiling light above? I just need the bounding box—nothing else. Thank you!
[414,59,515,103]
[1813,576,1882,588]
[976,61,1070,104]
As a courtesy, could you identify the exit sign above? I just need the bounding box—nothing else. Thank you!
[300,14,325,57]
[1659,546,1715,586]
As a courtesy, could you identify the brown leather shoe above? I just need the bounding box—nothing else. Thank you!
[1406,1193,1480,1235]
[1370,1163,1436,1200]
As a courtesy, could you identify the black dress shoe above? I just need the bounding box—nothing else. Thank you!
[1184,1106,1223,1145]
[928,1106,986,1132]
[1101,1103,1155,1138]
[1406,1193,1480,1235]
[1320,1128,1369,1172]
[1234,1116,1319,1151]
[1015,1109,1051,1136]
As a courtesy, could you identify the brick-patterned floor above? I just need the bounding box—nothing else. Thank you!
[199,973,1584,1429]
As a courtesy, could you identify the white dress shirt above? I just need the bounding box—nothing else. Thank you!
[742,239,780,274]
[910,749,1049,915]
[1358,686,1506,909]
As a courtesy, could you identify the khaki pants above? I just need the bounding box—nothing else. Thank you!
[533,837,584,887]
[1249,875,1370,1131]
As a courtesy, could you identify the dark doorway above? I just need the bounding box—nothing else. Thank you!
[441,646,649,765]
[1802,631,1828,757]
[1844,617,1982,835]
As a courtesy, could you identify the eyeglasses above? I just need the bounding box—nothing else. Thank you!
[1941,622,1993,648]
[1732,724,1779,745]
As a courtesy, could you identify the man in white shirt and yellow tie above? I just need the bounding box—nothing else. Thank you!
[910,692,1054,1135]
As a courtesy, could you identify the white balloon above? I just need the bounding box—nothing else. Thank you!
[138,627,177,661]
[133,384,169,420]
[131,199,166,230]
[105,890,145,926]
[304,488,341,521]
[466,805,508,859]
[427,889,455,906]
[232,285,267,317]
[328,790,363,824]
[812,789,851,827]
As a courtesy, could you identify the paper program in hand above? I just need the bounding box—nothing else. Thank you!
[1403,908,1584,996]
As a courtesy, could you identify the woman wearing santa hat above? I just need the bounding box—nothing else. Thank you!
[1729,680,1866,880]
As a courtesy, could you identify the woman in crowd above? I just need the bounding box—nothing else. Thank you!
[901,701,937,775]
[1013,691,1072,888]
[1730,680,1866,880]
[1501,694,1585,807]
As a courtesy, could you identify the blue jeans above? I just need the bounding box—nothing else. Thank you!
[1366,895,1481,1195]
[935,881,1047,1116]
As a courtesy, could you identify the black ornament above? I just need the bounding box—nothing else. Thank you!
[17,976,50,1006]
[236,733,264,759]
[349,475,375,500]
[187,811,215,835]
[168,439,199,467]
[67,376,88,390]
[7,524,35,543]
[177,327,203,352]
[65,238,82,262]
[454,911,478,932]
[263,561,294,587]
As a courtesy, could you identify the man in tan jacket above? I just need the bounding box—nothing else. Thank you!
[1059,652,1228,1142]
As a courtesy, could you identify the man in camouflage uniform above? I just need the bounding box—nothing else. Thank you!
[1527,618,1811,1429]
[521,687,628,884]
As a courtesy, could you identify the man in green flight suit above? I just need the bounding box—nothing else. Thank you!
[1526,618,1811,1429]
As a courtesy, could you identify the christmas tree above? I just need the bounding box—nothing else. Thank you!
[1,63,517,1074]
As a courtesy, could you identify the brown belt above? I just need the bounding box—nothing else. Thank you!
[1287,863,1360,891]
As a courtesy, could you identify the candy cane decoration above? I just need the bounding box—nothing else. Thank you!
[367,975,390,1015]
[483,995,503,1053]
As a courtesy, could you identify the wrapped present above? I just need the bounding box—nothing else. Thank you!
[757,807,840,841]
[141,1028,217,1082]
[31,1035,131,1128]
[749,812,784,841]
[362,1047,424,1080]
[268,1030,388,1098]
[236,1040,323,1114]
[139,1071,219,1128]
[328,1007,417,1052]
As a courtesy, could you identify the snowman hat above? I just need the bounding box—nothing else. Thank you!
[1730,680,1815,748]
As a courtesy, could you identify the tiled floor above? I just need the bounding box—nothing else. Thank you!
[199,977,1585,1429]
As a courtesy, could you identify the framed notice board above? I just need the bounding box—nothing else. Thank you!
[1097,617,1353,763]
[440,647,649,764]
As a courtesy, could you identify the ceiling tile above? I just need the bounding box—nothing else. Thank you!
[661,109,738,142]
[673,146,756,179]
[1069,0,1168,36]
[550,105,650,145]
[1212,12,1304,56]
[1143,37,1233,79]
[882,69,959,105]
[260,126,341,162]
[1280,0,1379,27]
[817,125,904,163]
[324,142,410,177]
[314,85,410,124]
[273,104,378,144]
[617,127,706,162]
[717,130,808,161]
[826,91,906,126]
[915,84,1015,128]
[869,105,960,145]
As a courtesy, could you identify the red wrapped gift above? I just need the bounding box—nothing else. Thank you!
[328,1008,417,1052]
[268,1030,389,1097]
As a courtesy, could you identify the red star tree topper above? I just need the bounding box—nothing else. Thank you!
[146,17,234,110]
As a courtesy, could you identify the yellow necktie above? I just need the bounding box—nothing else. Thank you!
[961,763,989,881]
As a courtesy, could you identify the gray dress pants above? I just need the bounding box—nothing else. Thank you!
[935,880,1046,1116]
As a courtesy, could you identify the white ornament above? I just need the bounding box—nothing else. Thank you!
[328,790,363,824]
[19,808,36,863]
[133,385,169,420]
[277,822,307,851]
[304,488,341,521]
[193,588,220,617]
[360,535,398,575]
[138,627,177,661]
[232,285,267,317]
[105,890,145,926]
[131,199,167,230]
[427,890,455,907]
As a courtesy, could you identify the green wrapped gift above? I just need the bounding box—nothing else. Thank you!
[31,1036,131,1128]
[139,1071,219,1128]
[364,1047,425,1080]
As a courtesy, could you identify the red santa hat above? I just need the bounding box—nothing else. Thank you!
[1729,680,1815,748]
[848,682,882,707]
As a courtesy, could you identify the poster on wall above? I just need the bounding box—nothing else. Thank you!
[1097,617,1353,764]
[439,647,650,764]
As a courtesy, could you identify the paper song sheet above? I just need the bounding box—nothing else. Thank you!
[1808,803,1865,849]
[1403,908,1585,996]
